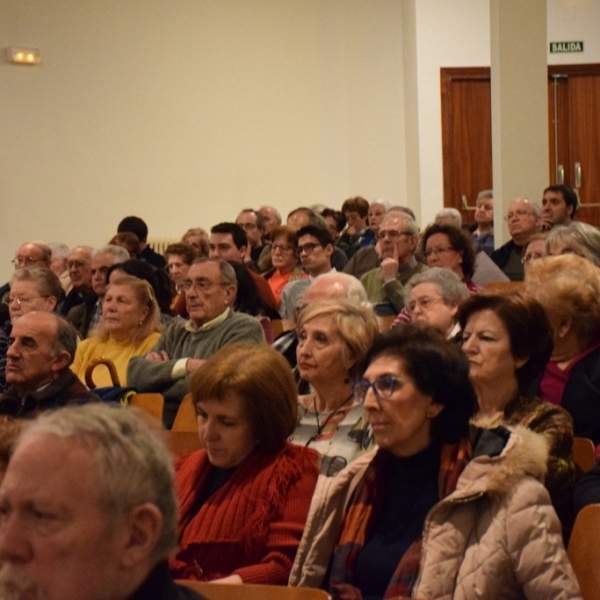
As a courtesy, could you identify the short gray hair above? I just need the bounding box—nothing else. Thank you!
[435,208,462,228]
[192,257,238,288]
[48,242,70,262]
[92,244,130,263]
[16,403,178,560]
[546,222,600,267]
[404,267,470,307]
[381,213,419,237]
[10,268,63,305]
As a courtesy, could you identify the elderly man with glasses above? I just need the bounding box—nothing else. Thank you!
[360,214,426,315]
[491,197,541,281]
[127,258,264,428]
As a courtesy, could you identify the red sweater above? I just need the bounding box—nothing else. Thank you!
[169,443,319,584]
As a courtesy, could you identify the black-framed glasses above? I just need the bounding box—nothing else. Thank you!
[272,243,295,253]
[377,230,411,241]
[353,375,403,403]
[182,278,228,292]
[297,243,323,256]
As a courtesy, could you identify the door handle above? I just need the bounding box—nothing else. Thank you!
[574,162,581,188]
[461,195,476,210]
[557,164,564,185]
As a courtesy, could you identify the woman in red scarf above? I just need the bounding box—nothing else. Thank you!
[169,344,320,585]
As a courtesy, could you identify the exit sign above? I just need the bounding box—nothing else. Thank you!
[550,41,584,53]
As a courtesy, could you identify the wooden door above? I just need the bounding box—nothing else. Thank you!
[440,68,492,224]
[441,64,600,227]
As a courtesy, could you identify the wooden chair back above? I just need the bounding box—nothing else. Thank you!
[568,503,600,600]
[171,393,197,432]
[84,357,121,388]
[573,437,596,474]
[376,314,397,334]
[484,281,524,294]
[177,582,331,600]
[128,393,165,422]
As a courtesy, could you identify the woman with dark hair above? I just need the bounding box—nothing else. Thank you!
[165,243,199,318]
[459,292,575,517]
[107,259,175,326]
[338,196,373,259]
[290,326,580,599]
[228,262,280,320]
[169,344,319,584]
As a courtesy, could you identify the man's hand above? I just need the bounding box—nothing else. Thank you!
[145,350,171,362]
[540,214,553,231]
[380,241,399,283]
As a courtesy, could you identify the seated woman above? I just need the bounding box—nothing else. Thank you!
[459,292,576,518]
[525,254,600,449]
[522,232,548,272]
[290,326,581,599]
[263,225,306,309]
[471,190,494,255]
[169,343,320,584]
[182,227,210,257]
[290,299,378,477]
[0,268,63,393]
[71,276,162,387]
[165,243,198,318]
[546,221,600,267]
[401,267,469,339]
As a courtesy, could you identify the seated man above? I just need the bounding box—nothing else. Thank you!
[236,208,267,264]
[48,242,72,294]
[0,312,97,418]
[0,403,206,600]
[117,215,167,268]
[127,258,265,427]
[58,245,95,317]
[541,184,578,230]
[360,213,426,315]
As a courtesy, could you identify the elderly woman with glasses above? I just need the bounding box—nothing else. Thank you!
[290,326,581,599]
[546,221,600,267]
[0,268,63,393]
[263,225,307,309]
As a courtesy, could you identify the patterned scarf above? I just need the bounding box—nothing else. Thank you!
[329,439,471,599]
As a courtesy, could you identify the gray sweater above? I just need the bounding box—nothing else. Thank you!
[127,310,265,426]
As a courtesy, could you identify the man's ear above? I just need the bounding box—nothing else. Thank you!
[51,351,72,374]
[118,503,163,569]
[324,244,334,258]
[223,284,237,306]
[239,245,247,260]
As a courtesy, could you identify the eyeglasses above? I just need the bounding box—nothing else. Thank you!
[521,252,544,265]
[504,210,535,221]
[297,243,323,256]
[378,230,412,241]
[238,222,258,231]
[406,296,444,314]
[424,246,455,258]
[272,243,294,253]
[8,295,47,306]
[353,375,403,404]
[182,278,227,292]
[11,256,41,267]
[67,260,90,269]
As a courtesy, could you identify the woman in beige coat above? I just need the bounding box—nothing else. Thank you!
[290,326,581,600]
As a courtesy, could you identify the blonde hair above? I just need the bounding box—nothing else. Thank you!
[96,276,162,343]
[525,254,600,341]
[296,299,378,379]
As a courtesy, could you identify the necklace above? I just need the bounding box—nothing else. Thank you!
[307,392,354,445]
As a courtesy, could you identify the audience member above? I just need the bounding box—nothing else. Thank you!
[0,241,52,303]
[402,267,469,339]
[263,225,306,309]
[127,258,264,427]
[338,196,372,259]
[169,344,319,584]
[290,299,378,476]
[471,190,494,255]
[0,268,63,393]
[229,262,280,320]
[0,403,207,599]
[541,184,578,230]
[434,207,462,228]
[491,198,541,281]
[290,326,580,599]
[165,243,199,318]
[524,254,600,448]
[68,244,129,338]
[181,227,210,257]
[279,225,335,326]
[58,245,94,317]
[258,205,282,236]
[546,221,600,267]
[71,276,163,388]
[360,214,424,315]
[0,312,97,418]
[459,292,576,520]
[118,215,167,268]
[321,208,345,242]
[521,232,548,272]
[48,241,72,293]
[236,208,266,263]
[110,231,141,259]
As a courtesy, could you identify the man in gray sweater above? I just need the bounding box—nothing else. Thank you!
[128,258,265,427]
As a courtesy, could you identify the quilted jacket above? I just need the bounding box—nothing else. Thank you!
[290,426,582,600]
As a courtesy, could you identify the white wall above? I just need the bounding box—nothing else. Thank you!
[0,0,407,282]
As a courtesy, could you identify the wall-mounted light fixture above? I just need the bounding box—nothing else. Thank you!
[6,47,41,65]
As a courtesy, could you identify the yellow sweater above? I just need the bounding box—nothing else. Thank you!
[72,332,161,388]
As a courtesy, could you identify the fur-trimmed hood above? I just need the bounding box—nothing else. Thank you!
[453,424,550,498]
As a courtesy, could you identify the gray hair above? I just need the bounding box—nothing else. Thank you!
[404,267,470,307]
[192,257,238,288]
[546,222,600,267]
[10,267,63,305]
[92,244,130,263]
[310,272,369,306]
[48,242,70,262]
[435,208,462,228]
[477,189,493,201]
[16,403,178,560]
[381,213,420,237]
[371,198,395,212]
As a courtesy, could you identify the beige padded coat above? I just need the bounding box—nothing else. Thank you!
[290,426,582,600]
